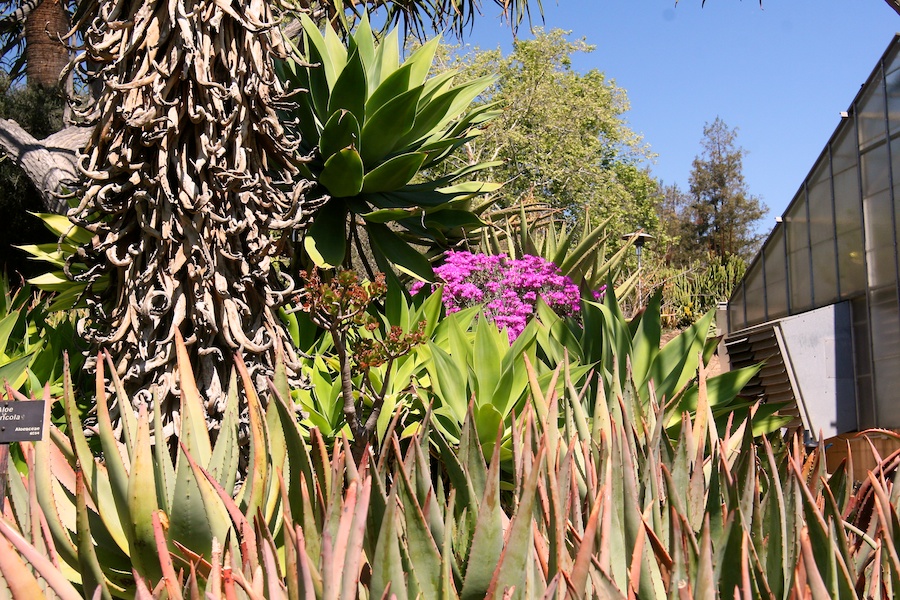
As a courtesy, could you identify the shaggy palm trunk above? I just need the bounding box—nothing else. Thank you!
[70,0,323,436]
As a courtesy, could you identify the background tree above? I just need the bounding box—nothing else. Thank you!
[440,30,659,237]
[656,182,696,267]
[650,118,765,326]
[664,117,767,263]
[0,0,73,86]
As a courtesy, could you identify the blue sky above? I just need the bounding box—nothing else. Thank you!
[465,1,899,226]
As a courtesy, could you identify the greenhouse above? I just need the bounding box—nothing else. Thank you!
[726,33,900,438]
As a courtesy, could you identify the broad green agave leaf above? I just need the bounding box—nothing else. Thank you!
[281,15,499,277]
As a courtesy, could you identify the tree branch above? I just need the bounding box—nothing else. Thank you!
[0,119,89,214]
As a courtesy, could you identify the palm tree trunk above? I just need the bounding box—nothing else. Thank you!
[24,0,70,88]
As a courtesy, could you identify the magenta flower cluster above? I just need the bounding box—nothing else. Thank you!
[416,251,581,341]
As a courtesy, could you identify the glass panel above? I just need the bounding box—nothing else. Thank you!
[837,228,866,298]
[871,286,900,360]
[889,73,900,137]
[833,124,865,297]
[763,226,788,319]
[862,142,896,289]
[893,137,900,259]
[743,260,766,326]
[832,118,858,175]
[864,188,895,288]
[871,286,900,426]
[886,43,900,77]
[811,241,839,305]
[858,70,886,151]
[862,141,891,198]
[729,283,746,331]
[786,195,812,312]
[807,161,838,303]
[807,162,833,246]
[851,297,875,428]
[886,44,900,136]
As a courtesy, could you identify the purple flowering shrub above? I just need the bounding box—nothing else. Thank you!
[414,251,581,340]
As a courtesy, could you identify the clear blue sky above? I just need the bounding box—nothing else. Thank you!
[464,0,899,227]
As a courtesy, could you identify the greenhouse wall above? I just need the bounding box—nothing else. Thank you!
[727,34,900,430]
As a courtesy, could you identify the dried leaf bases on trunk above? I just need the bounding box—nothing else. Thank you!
[66,0,326,437]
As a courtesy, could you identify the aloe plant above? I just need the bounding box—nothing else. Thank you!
[278,16,501,280]
[3,339,899,598]
[0,329,310,598]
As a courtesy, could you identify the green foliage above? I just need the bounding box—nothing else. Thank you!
[291,269,427,457]
[278,17,500,280]
[438,30,659,236]
[658,253,747,328]
[542,285,790,439]
[416,305,593,459]
[0,273,84,397]
[660,118,768,264]
[278,0,543,43]
[0,331,302,598]
[283,270,775,470]
[479,201,640,297]
[17,212,99,311]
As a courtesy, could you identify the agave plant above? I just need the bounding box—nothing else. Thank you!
[278,16,501,280]
[480,201,640,298]
[535,284,791,440]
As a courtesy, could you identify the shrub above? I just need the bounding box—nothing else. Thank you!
[417,250,581,340]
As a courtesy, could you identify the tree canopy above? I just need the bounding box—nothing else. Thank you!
[660,117,767,265]
[439,29,659,235]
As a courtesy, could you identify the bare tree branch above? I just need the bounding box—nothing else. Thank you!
[0,119,89,214]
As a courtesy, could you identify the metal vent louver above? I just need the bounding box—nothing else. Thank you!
[724,324,806,430]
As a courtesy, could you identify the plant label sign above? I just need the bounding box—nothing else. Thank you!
[0,401,45,443]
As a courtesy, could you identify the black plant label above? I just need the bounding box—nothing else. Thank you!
[0,401,45,443]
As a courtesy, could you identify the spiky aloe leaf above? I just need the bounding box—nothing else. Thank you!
[459,431,504,598]
[393,455,443,597]
[486,447,544,597]
[126,405,163,583]
[0,517,83,600]
[75,469,115,599]
[370,483,407,599]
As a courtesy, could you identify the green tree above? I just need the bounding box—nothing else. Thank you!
[680,117,767,262]
[656,182,695,267]
[441,30,659,236]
